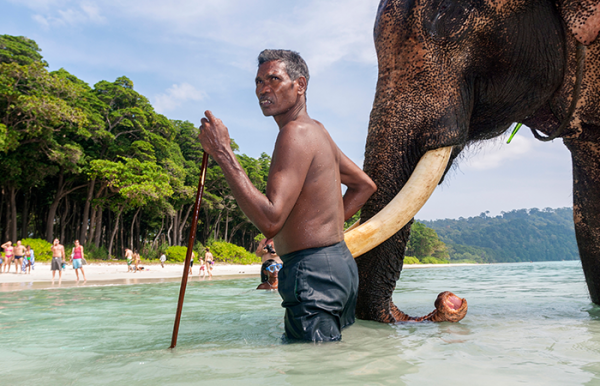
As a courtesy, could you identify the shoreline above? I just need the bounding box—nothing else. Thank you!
[0,262,479,292]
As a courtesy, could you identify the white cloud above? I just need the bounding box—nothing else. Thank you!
[153,83,206,113]
[26,1,105,27]
[23,0,379,74]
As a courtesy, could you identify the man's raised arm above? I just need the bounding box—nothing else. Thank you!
[198,110,311,238]
[339,148,377,221]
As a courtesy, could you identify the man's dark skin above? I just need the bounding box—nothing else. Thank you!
[198,59,376,256]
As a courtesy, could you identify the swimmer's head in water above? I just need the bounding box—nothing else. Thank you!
[260,259,279,282]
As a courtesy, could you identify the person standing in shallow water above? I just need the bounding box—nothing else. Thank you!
[198,49,376,342]
[257,259,280,290]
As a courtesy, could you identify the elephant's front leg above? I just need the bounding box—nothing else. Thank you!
[565,139,600,304]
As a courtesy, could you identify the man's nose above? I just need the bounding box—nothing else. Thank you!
[257,84,271,96]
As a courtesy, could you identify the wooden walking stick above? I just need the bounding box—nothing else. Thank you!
[170,152,209,349]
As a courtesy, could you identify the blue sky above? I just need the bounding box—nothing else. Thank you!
[1,0,573,220]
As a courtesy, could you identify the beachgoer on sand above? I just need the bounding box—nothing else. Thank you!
[257,259,281,290]
[160,253,167,268]
[13,240,25,274]
[70,240,87,282]
[51,239,65,284]
[24,245,34,274]
[1,241,12,273]
[204,248,214,279]
[198,255,206,278]
[198,50,376,342]
[133,251,141,272]
[125,248,133,272]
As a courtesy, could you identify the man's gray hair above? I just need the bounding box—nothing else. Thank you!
[257,49,310,85]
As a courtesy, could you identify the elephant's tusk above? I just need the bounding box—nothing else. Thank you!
[344,147,452,258]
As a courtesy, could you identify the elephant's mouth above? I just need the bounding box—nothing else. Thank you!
[446,294,463,310]
[344,147,453,257]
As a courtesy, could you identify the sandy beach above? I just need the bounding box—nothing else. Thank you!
[0,261,476,292]
[0,262,262,291]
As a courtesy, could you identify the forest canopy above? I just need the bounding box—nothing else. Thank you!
[0,34,270,259]
[419,207,579,263]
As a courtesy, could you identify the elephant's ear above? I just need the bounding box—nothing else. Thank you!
[558,0,600,45]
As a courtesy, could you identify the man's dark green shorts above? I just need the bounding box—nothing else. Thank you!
[278,241,358,342]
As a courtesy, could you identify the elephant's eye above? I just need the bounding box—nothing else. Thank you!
[424,0,474,43]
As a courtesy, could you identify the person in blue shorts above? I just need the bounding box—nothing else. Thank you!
[198,49,376,342]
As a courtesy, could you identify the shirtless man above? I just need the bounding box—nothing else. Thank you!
[51,239,65,284]
[125,248,133,272]
[13,240,25,274]
[1,241,13,273]
[204,248,213,279]
[198,49,376,342]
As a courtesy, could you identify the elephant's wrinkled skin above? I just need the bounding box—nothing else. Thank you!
[357,0,600,323]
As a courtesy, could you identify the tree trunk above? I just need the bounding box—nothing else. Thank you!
[108,207,123,258]
[129,207,141,250]
[153,216,164,247]
[119,212,124,254]
[9,186,17,242]
[178,204,193,246]
[166,216,173,246]
[45,172,85,242]
[20,190,30,239]
[59,198,71,243]
[94,209,103,248]
[214,211,223,240]
[80,178,96,244]
[224,209,229,242]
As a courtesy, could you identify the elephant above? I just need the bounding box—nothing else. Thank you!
[342,0,600,323]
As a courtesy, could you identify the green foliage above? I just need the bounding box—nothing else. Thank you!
[420,208,578,263]
[0,35,46,66]
[209,241,260,265]
[164,245,203,263]
[21,238,52,262]
[0,34,267,257]
[407,222,448,259]
[344,210,361,230]
[404,256,420,265]
[420,256,449,264]
[82,243,109,261]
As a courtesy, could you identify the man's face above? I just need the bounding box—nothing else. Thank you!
[255,60,303,117]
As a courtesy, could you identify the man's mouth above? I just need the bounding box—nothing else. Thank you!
[260,98,273,107]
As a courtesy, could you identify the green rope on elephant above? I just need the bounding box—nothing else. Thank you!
[507,123,523,144]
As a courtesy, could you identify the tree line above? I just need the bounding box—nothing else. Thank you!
[0,34,270,259]
[419,207,579,263]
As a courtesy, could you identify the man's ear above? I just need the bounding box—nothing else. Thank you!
[558,0,600,45]
[296,76,307,96]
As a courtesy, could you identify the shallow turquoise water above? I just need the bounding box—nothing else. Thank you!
[2,261,600,385]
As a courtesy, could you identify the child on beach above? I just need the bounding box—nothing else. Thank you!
[198,256,206,278]
[159,253,166,268]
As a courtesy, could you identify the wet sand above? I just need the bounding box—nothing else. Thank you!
[0,261,476,292]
